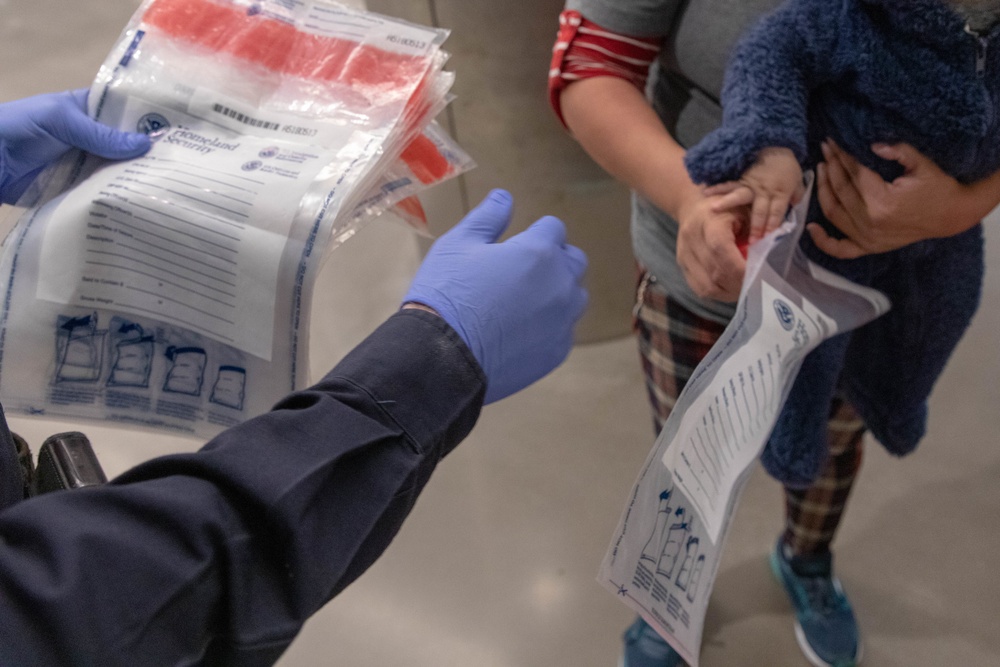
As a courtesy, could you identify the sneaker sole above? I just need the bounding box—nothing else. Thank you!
[769,549,863,667]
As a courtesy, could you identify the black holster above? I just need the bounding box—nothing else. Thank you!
[19,432,108,497]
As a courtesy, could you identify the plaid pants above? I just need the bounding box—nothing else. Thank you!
[634,271,864,555]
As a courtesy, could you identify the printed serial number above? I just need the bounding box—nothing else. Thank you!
[386,34,427,49]
[282,125,318,137]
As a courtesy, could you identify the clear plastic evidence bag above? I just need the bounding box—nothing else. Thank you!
[597,180,891,666]
[0,0,472,439]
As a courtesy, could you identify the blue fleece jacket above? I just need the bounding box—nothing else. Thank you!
[685,0,994,486]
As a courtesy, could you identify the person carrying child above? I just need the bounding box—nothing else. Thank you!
[550,0,1000,665]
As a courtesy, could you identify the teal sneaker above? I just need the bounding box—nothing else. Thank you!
[770,539,861,667]
[620,616,685,667]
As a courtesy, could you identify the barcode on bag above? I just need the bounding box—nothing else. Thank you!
[212,104,281,131]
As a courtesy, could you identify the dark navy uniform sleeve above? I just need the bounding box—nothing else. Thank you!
[0,309,486,667]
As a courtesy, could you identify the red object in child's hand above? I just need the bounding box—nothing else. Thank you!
[735,226,750,258]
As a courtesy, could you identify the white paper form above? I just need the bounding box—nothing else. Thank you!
[598,184,892,666]
[37,105,335,361]
[664,281,834,542]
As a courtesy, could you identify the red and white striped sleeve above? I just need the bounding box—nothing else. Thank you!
[548,10,662,129]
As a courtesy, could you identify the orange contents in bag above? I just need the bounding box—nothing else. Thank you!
[141,0,432,96]
[401,134,453,185]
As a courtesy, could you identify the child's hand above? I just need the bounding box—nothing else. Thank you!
[706,147,804,243]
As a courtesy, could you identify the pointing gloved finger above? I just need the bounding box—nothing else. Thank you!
[445,189,513,243]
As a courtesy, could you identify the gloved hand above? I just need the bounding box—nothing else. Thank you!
[404,189,589,404]
[0,89,151,205]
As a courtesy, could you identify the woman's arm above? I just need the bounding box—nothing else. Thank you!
[561,77,694,221]
[560,73,746,301]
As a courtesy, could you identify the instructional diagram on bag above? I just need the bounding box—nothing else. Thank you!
[49,311,248,423]
[611,478,720,648]
[637,488,708,602]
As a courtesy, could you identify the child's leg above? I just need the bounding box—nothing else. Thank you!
[782,397,864,555]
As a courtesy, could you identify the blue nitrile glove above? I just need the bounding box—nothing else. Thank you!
[0,89,151,204]
[404,189,589,404]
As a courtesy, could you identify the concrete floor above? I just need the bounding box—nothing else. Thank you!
[2,1,999,666]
